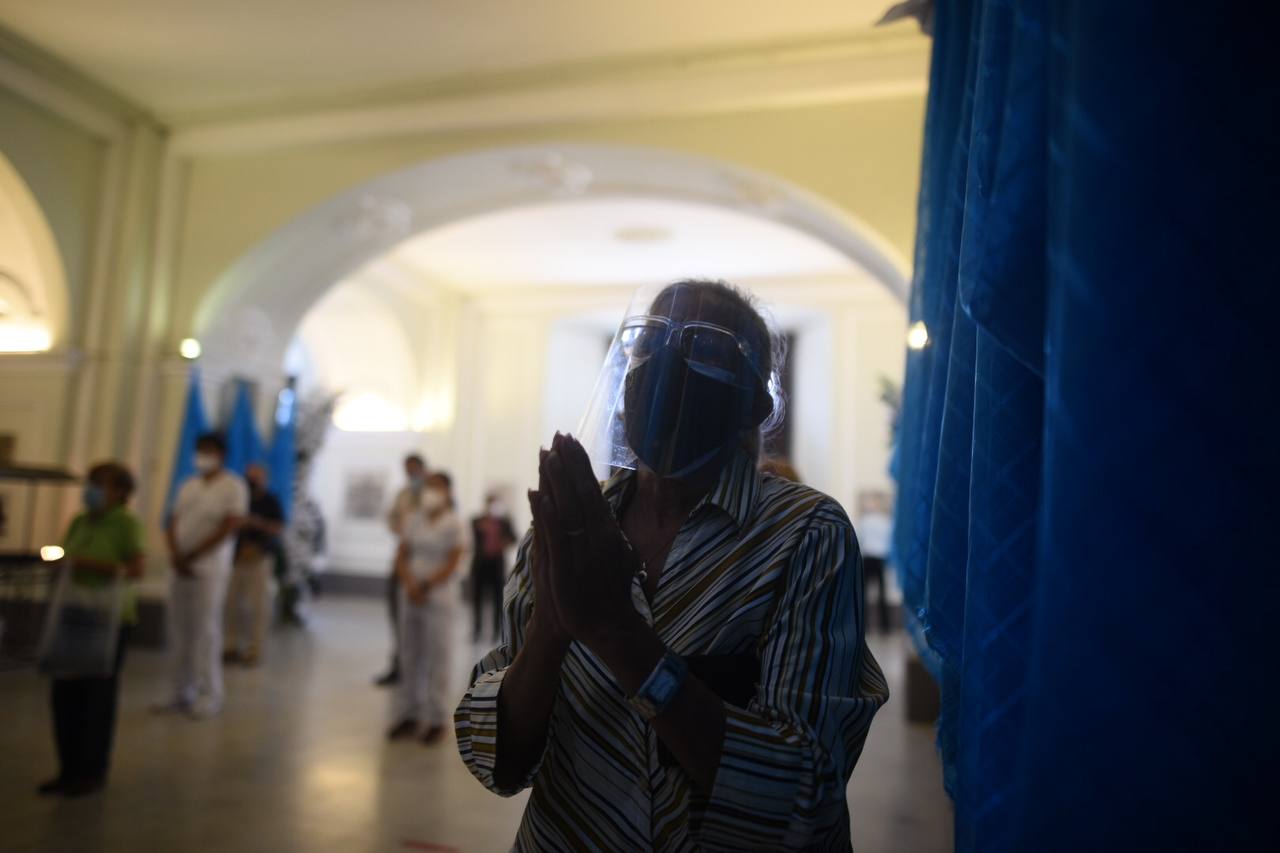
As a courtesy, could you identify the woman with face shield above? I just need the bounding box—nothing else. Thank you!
[456,280,889,851]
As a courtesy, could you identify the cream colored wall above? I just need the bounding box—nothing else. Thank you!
[2,32,923,590]
[170,97,924,341]
[0,86,103,328]
[0,88,104,551]
[0,50,173,574]
[295,272,905,577]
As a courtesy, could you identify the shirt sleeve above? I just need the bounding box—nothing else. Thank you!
[122,511,145,558]
[229,477,250,517]
[172,479,193,519]
[61,515,84,550]
[450,514,467,552]
[699,505,890,851]
[261,494,285,522]
[454,528,546,796]
[387,489,407,534]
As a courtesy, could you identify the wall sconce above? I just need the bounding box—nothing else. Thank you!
[906,321,929,351]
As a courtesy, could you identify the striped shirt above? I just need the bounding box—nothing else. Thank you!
[455,451,889,851]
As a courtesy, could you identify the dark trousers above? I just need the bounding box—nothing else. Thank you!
[863,556,892,633]
[385,568,400,673]
[50,624,130,783]
[471,560,504,641]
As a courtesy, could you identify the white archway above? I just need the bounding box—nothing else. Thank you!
[0,152,69,352]
[195,142,909,370]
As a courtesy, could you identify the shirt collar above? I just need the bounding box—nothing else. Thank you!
[601,450,761,531]
[701,449,761,530]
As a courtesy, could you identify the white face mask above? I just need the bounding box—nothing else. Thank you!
[194,452,220,474]
[422,488,447,513]
[487,501,507,517]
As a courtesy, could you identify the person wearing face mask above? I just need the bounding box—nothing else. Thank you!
[470,491,516,643]
[222,463,284,666]
[38,462,144,798]
[456,280,888,851]
[157,432,248,719]
[388,470,465,745]
[375,453,429,687]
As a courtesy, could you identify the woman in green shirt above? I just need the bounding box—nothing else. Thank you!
[38,461,144,798]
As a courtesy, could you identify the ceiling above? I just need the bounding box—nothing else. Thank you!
[384,196,858,291]
[0,0,918,121]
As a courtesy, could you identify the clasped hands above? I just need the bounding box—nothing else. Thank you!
[527,433,647,654]
[407,575,442,606]
[169,551,196,578]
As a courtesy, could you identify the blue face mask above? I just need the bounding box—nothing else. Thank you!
[83,484,107,512]
[623,344,756,479]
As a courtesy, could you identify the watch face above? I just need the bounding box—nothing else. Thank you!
[650,670,677,703]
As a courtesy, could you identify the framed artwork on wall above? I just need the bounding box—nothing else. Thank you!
[343,469,386,521]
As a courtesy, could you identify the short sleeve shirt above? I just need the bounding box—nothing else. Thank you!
[237,490,284,555]
[62,506,145,624]
[173,471,249,574]
[402,509,465,594]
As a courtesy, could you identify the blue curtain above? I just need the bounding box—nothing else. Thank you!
[267,383,296,521]
[164,368,208,518]
[223,379,265,476]
[895,2,1278,850]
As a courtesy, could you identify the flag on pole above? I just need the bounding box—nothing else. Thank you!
[224,379,265,475]
[165,368,209,518]
[268,382,297,521]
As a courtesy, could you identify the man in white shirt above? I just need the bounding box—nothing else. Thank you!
[158,433,248,718]
[375,453,427,687]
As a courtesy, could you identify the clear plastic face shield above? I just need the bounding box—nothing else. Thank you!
[577,282,783,481]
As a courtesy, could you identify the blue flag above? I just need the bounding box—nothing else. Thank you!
[224,379,265,476]
[165,368,208,517]
[268,383,296,521]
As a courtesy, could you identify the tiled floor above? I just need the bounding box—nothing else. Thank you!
[0,597,951,852]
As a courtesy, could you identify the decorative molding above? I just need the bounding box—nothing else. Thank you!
[0,350,80,374]
[1,23,925,154]
[170,33,928,155]
[0,50,123,139]
[194,143,911,377]
[0,27,152,140]
[0,152,71,349]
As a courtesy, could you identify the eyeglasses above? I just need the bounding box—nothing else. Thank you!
[618,316,764,381]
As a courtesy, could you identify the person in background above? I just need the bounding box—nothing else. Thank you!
[388,470,465,746]
[375,453,428,687]
[223,463,283,666]
[157,432,247,719]
[857,491,894,634]
[38,462,144,798]
[470,491,516,643]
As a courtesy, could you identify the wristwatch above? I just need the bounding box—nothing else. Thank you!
[629,651,689,721]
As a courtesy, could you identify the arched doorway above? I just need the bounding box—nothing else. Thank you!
[190,143,910,577]
[0,152,68,353]
[194,143,908,371]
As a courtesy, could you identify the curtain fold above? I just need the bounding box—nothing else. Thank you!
[894,2,1277,850]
